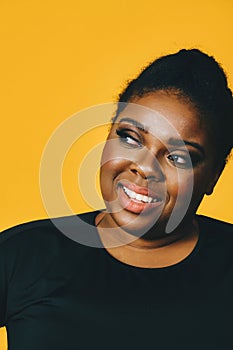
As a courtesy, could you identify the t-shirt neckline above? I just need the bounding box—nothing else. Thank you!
[89,210,205,271]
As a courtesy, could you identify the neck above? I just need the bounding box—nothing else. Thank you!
[95,212,200,268]
[96,211,198,250]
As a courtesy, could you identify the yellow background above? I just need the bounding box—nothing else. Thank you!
[0,0,233,347]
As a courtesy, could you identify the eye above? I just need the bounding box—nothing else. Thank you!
[116,128,142,148]
[167,153,192,168]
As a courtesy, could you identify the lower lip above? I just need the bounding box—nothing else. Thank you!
[117,185,162,214]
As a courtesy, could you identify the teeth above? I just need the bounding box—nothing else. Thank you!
[122,186,159,203]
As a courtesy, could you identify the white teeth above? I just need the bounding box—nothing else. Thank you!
[122,186,158,203]
[135,193,144,201]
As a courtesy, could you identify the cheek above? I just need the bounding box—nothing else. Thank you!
[99,159,129,199]
[100,159,128,179]
[101,137,140,167]
[191,172,210,202]
[167,168,209,214]
[166,171,195,204]
[100,138,123,165]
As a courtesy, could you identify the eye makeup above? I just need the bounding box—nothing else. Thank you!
[115,128,142,148]
[114,119,204,169]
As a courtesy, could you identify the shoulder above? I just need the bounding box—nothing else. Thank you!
[0,211,101,290]
[194,216,233,274]
[0,210,101,253]
[197,215,233,235]
[196,215,233,250]
[0,218,57,245]
[0,211,101,326]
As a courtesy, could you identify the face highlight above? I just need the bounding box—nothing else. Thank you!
[100,92,221,237]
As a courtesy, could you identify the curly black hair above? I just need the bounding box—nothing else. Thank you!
[114,49,233,164]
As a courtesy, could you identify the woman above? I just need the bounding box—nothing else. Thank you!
[0,49,233,349]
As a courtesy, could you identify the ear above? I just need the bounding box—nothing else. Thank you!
[205,165,225,196]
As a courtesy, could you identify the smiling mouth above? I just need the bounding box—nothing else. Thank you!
[122,185,162,204]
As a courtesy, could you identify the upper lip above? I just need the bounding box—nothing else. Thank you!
[118,180,163,200]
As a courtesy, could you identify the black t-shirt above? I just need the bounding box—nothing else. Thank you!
[0,211,233,350]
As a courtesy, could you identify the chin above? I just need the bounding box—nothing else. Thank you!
[108,207,163,236]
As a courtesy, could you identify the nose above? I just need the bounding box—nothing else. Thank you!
[129,147,165,182]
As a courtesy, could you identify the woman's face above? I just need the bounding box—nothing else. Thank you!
[100,91,221,236]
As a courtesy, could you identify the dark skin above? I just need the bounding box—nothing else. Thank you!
[96,91,223,268]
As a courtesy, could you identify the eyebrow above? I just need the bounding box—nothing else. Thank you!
[118,118,149,133]
[167,138,205,155]
[118,117,205,155]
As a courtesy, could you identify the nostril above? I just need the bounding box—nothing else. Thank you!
[130,168,146,178]
[130,167,164,183]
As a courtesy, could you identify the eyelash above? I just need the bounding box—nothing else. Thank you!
[167,154,192,168]
[116,128,142,148]
[115,128,195,168]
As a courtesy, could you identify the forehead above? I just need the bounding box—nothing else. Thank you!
[115,92,204,142]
